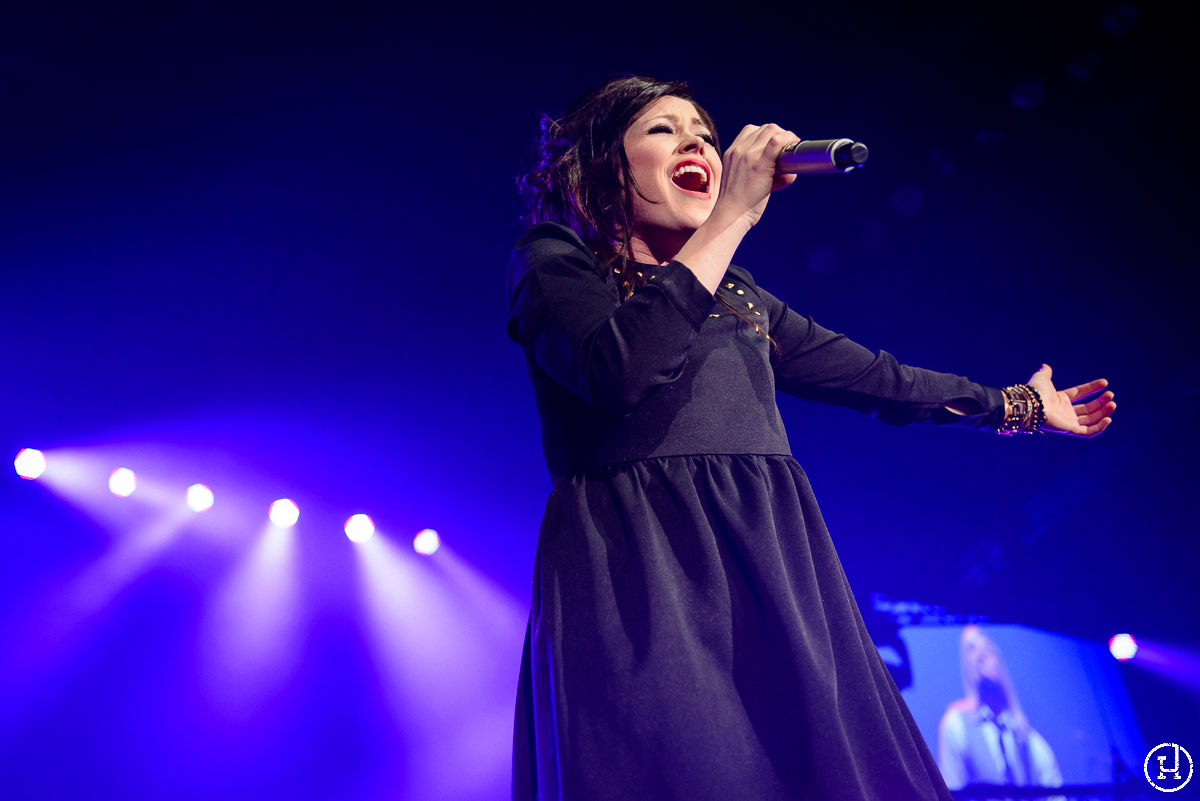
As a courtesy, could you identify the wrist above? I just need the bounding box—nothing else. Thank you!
[997,384,1047,435]
[699,204,754,239]
[674,212,754,295]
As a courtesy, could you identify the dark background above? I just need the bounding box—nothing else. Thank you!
[1,2,1196,799]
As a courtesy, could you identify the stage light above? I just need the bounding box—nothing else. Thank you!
[344,513,375,543]
[14,448,46,480]
[109,468,137,497]
[268,499,299,528]
[1109,633,1138,661]
[413,528,440,556]
[187,483,215,512]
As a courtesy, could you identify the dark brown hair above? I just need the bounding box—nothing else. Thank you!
[518,76,719,300]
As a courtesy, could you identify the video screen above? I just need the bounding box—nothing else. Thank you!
[895,624,1145,790]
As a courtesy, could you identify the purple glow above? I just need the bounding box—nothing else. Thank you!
[414,528,440,556]
[1122,641,1200,694]
[108,467,137,497]
[268,498,299,528]
[31,448,157,526]
[13,448,46,479]
[1110,633,1138,661]
[198,522,300,719]
[70,506,195,611]
[352,535,522,798]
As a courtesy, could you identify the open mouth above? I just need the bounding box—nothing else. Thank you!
[670,160,710,195]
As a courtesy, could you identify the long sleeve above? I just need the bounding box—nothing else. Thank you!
[507,228,1001,481]
[506,223,717,415]
[724,265,1004,429]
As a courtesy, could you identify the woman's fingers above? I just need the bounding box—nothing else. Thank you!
[1024,365,1114,437]
[758,126,802,165]
[1085,391,1115,407]
[1069,396,1116,425]
[727,124,800,167]
[1060,378,1109,401]
[1063,393,1114,422]
[1048,416,1110,437]
[1076,403,1116,426]
[1047,398,1115,436]
[772,172,798,191]
[726,123,766,150]
[765,130,801,191]
[716,123,802,222]
[1077,392,1116,414]
[740,125,801,191]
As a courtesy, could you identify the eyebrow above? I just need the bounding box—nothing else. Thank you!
[646,113,709,129]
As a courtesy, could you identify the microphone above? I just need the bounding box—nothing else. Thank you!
[777,139,869,174]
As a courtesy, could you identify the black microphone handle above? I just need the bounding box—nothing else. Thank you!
[777,139,869,174]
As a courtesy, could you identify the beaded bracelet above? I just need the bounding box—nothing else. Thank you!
[998,384,1046,435]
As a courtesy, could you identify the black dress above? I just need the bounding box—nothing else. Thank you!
[506,222,1003,801]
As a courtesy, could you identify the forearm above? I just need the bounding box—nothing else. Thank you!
[756,284,1003,425]
[673,208,754,294]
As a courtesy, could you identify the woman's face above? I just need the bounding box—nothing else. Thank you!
[622,95,721,254]
[962,626,1003,685]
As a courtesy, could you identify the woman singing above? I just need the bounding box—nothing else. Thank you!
[505,76,1114,801]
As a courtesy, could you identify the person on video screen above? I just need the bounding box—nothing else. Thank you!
[938,625,1064,790]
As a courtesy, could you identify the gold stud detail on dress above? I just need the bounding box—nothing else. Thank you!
[724,282,735,289]
[708,313,720,318]
[746,302,754,310]
[650,275,656,280]
[736,289,745,295]
[753,311,761,316]
[637,271,643,277]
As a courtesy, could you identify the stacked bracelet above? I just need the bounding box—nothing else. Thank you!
[998,384,1046,435]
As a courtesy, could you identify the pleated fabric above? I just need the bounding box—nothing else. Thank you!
[513,454,954,801]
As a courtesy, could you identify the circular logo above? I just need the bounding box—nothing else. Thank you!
[1145,743,1194,792]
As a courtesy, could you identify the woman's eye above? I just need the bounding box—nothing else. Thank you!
[647,124,714,146]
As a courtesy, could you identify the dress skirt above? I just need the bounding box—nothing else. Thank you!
[512,453,954,801]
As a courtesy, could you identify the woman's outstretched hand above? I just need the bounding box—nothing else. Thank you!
[1029,364,1115,438]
